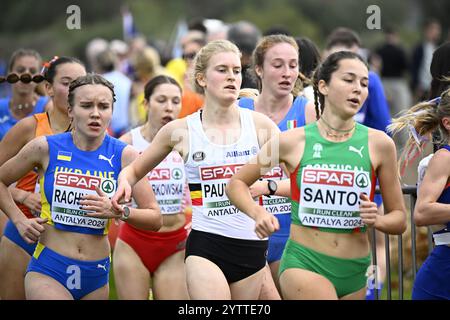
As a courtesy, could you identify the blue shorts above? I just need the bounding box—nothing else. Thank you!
[3,220,36,256]
[267,213,291,263]
[26,243,110,300]
[412,245,450,300]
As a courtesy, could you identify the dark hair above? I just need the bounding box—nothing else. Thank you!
[295,37,321,79]
[325,27,361,50]
[43,56,85,84]
[68,73,116,108]
[428,41,450,151]
[227,21,261,56]
[144,75,181,100]
[429,42,450,99]
[263,25,291,36]
[188,17,208,34]
[8,48,42,72]
[312,51,368,119]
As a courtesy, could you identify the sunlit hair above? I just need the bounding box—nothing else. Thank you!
[388,85,450,172]
[312,51,368,120]
[251,34,302,95]
[192,39,241,94]
[68,73,116,108]
[238,88,259,100]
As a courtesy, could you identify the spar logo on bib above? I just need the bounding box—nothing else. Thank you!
[101,179,115,193]
[55,172,102,189]
[200,164,243,181]
[262,166,283,179]
[148,168,171,181]
[355,172,369,188]
[172,168,183,180]
[303,169,354,187]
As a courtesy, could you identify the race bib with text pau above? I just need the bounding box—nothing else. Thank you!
[199,163,246,218]
[51,172,116,229]
[298,166,371,229]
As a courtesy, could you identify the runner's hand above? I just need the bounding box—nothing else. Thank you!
[81,187,124,219]
[112,178,132,211]
[359,193,379,227]
[16,217,47,244]
[253,207,279,239]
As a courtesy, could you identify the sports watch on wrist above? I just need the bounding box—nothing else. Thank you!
[120,206,131,221]
[267,179,277,196]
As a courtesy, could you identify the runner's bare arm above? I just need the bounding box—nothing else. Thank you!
[0,137,48,242]
[414,149,450,226]
[112,119,188,208]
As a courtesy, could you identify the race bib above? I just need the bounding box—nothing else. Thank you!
[51,172,116,229]
[199,164,245,218]
[148,167,184,215]
[299,167,371,229]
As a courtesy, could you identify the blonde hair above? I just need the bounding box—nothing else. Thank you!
[238,88,259,100]
[251,34,303,96]
[388,85,450,171]
[192,39,241,94]
[132,47,163,80]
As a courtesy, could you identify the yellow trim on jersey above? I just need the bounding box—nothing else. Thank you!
[39,176,53,225]
[33,242,45,259]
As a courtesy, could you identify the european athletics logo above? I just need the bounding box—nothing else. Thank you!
[57,151,72,162]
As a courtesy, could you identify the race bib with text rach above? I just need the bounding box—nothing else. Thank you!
[51,172,116,229]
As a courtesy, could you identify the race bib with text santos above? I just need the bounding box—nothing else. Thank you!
[298,167,371,229]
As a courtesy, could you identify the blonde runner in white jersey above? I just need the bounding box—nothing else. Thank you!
[185,108,262,240]
[130,127,185,215]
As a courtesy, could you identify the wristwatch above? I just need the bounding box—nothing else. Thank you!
[120,206,131,221]
[267,180,277,196]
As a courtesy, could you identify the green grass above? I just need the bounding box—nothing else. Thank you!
[108,260,118,300]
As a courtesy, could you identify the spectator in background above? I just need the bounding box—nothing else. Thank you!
[429,42,450,100]
[129,46,167,127]
[324,27,391,133]
[177,34,205,118]
[166,30,206,89]
[96,49,132,137]
[263,25,291,36]
[375,27,411,119]
[227,21,261,89]
[411,19,442,102]
[110,39,131,76]
[203,18,229,42]
[85,38,109,73]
